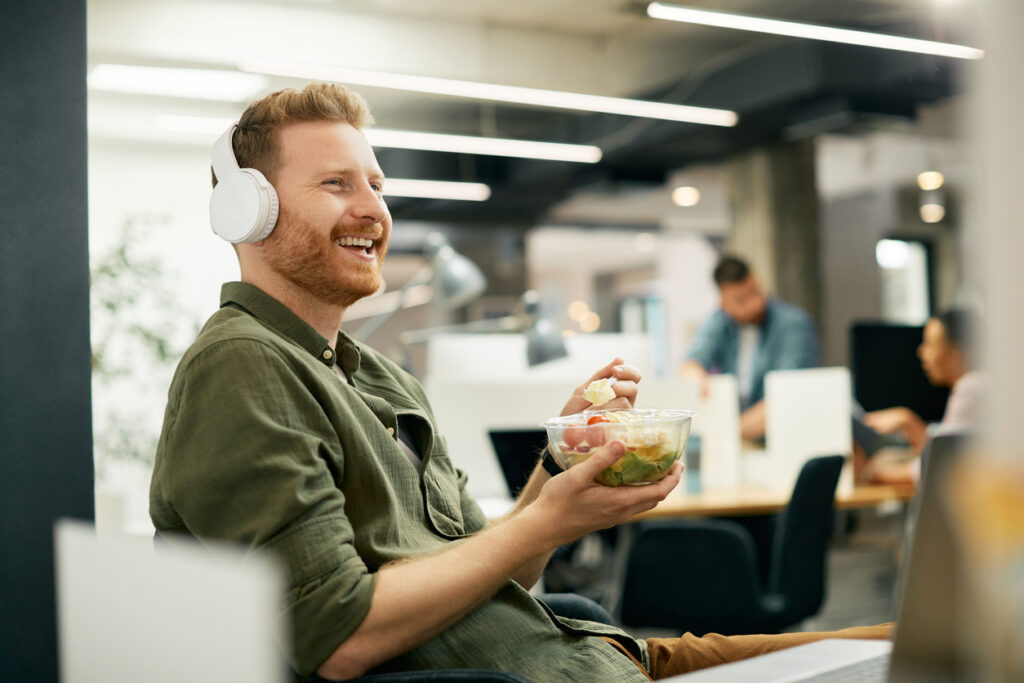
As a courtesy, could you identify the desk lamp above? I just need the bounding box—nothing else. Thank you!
[398,289,569,367]
[353,232,486,341]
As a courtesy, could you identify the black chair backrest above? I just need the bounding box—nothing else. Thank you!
[920,431,972,486]
[889,431,970,672]
[896,430,973,589]
[767,454,845,625]
[487,429,549,497]
[620,519,765,632]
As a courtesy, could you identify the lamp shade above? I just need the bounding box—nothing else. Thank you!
[352,233,485,342]
[526,318,569,366]
[521,290,569,366]
[424,233,486,309]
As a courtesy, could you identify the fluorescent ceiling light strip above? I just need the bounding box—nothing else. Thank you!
[88,64,269,101]
[158,114,236,134]
[384,179,491,202]
[156,115,600,163]
[365,128,602,163]
[646,2,984,60]
[238,60,738,127]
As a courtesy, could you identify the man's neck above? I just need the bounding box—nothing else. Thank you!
[241,272,346,349]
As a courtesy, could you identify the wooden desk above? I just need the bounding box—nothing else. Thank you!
[632,482,916,520]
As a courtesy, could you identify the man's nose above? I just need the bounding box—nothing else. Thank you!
[351,184,388,224]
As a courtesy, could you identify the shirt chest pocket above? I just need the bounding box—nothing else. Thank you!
[397,411,467,538]
[345,383,469,539]
[421,445,467,538]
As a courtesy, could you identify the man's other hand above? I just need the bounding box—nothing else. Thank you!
[561,358,641,416]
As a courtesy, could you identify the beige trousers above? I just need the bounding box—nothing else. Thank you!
[645,622,895,679]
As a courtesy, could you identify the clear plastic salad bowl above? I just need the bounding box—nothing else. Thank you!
[540,408,695,486]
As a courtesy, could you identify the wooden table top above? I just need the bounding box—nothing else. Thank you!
[631,481,916,520]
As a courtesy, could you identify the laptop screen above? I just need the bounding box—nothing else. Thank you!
[887,433,971,679]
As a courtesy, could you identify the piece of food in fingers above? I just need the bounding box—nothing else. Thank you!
[583,377,617,405]
[541,408,695,486]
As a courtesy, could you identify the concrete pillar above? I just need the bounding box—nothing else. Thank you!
[0,2,94,680]
[723,139,822,324]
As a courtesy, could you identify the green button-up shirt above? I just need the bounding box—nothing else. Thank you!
[150,282,649,681]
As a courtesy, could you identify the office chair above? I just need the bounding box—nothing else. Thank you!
[890,430,972,619]
[919,431,971,486]
[618,454,845,636]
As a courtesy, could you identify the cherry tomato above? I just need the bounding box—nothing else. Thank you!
[587,415,611,425]
[562,426,585,448]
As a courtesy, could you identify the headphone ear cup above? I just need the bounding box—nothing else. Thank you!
[209,168,279,244]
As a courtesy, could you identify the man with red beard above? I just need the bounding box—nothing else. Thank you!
[150,83,889,682]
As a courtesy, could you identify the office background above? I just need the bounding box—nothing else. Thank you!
[3,0,1022,679]
[82,0,979,511]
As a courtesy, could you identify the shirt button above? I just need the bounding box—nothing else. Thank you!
[387,427,395,436]
[322,349,333,360]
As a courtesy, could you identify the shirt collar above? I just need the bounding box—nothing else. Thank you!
[724,299,775,332]
[759,298,776,329]
[219,281,361,373]
[334,328,363,376]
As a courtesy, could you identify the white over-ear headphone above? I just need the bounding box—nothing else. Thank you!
[209,124,279,243]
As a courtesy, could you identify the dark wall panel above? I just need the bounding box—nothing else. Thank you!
[0,1,94,680]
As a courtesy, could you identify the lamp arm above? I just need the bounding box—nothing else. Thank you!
[351,262,435,341]
[397,314,529,346]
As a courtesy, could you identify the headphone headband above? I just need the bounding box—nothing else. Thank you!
[211,124,241,183]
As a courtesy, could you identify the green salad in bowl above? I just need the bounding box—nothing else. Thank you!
[541,408,694,486]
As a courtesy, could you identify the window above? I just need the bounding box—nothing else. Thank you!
[875,238,932,324]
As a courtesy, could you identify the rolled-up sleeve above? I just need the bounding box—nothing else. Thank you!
[154,339,375,675]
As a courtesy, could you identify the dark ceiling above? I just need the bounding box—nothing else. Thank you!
[380,35,966,225]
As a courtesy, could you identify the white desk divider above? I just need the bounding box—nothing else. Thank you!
[424,379,571,500]
[55,519,288,683]
[701,374,742,490]
[763,367,853,491]
[425,333,655,383]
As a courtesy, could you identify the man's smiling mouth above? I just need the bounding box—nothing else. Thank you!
[335,236,374,255]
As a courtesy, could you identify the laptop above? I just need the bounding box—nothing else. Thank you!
[661,433,972,682]
[54,520,289,683]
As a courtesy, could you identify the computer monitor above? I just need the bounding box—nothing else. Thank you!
[487,429,549,497]
[850,322,950,423]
